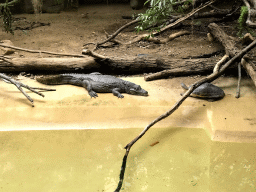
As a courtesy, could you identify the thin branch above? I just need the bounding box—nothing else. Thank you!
[156,0,216,35]
[124,0,214,45]
[92,19,139,48]
[0,43,86,58]
[114,39,256,192]
[236,62,242,98]
[213,54,230,73]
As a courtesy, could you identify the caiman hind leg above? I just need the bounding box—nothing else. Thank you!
[81,79,98,98]
[112,88,124,98]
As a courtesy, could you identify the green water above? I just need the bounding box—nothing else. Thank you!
[0,128,255,191]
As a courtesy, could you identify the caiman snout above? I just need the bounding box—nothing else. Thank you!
[129,86,148,96]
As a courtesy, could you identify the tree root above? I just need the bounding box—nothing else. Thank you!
[242,0,256,28]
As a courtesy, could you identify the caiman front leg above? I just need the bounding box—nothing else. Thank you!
[112,88,124,98]
[81,79,98,98]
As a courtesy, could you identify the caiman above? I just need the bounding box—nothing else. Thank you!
[36,72,148,98]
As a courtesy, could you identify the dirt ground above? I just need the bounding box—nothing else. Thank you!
[0,3,229,70]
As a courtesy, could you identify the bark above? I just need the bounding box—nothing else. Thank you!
[241,58,256,87]
[208,23,240,56]
[0,55,221,74]
[0,57,100,72]
[84,49,222,74]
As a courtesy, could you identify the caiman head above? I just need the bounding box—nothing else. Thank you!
[125,82,148,96]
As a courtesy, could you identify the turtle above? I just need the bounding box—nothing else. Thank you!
[181,82,225,100]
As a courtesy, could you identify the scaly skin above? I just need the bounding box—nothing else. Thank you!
[36,72,148,98]
[181,82,225,100]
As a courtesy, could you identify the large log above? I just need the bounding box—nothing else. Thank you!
[208,23,256,88]
[0,55,220,74]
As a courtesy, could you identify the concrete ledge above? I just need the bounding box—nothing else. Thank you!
[0,76,255,142]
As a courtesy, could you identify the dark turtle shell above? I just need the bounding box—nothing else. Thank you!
[181,82,225,99]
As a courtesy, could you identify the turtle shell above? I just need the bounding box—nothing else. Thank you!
[181,82,225,99]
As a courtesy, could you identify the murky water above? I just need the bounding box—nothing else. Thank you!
[0,128,255,192]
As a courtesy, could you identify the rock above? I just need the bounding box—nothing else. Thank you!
[0,40,15,55]
[130,0,146,10]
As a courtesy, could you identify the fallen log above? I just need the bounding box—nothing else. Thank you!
[144,57,223,81]
[0,57,100,72]
[241,58,256,87]
[82,49,222,74]
[208,23,256,88]
[0,54,221,74]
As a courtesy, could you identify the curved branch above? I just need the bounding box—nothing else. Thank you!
[91,19,139,48]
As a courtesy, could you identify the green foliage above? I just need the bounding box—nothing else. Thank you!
[135,0,192,34]
[1,0,14,34]
[237,6,255,37]
[237,6,248,37]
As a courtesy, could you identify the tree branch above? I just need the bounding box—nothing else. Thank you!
[114,38,256,192]
[0,42,86,58]
[0,73,56,107]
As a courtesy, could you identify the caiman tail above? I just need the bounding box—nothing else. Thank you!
[36,75,66,85]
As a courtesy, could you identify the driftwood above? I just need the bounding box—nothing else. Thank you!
[109,30,190,45]
[0,57,100,72]
[208,22,256,91]
[0,52,221,74]
[243,0,256,28]
[114,34,256,192]
[82,49,221,74]
[241,58,256,87]
[0,73,55,106]
[0,43,223,74]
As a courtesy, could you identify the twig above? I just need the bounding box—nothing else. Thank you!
[156,0,215,35]
[0,73,56,106]
[0,43,86,58]
[81,49,107,59]
[213,54,230,73]
[236,62,242,98]
[118,30,190,45]
[92,19,139,48]
[114,39,256,192]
